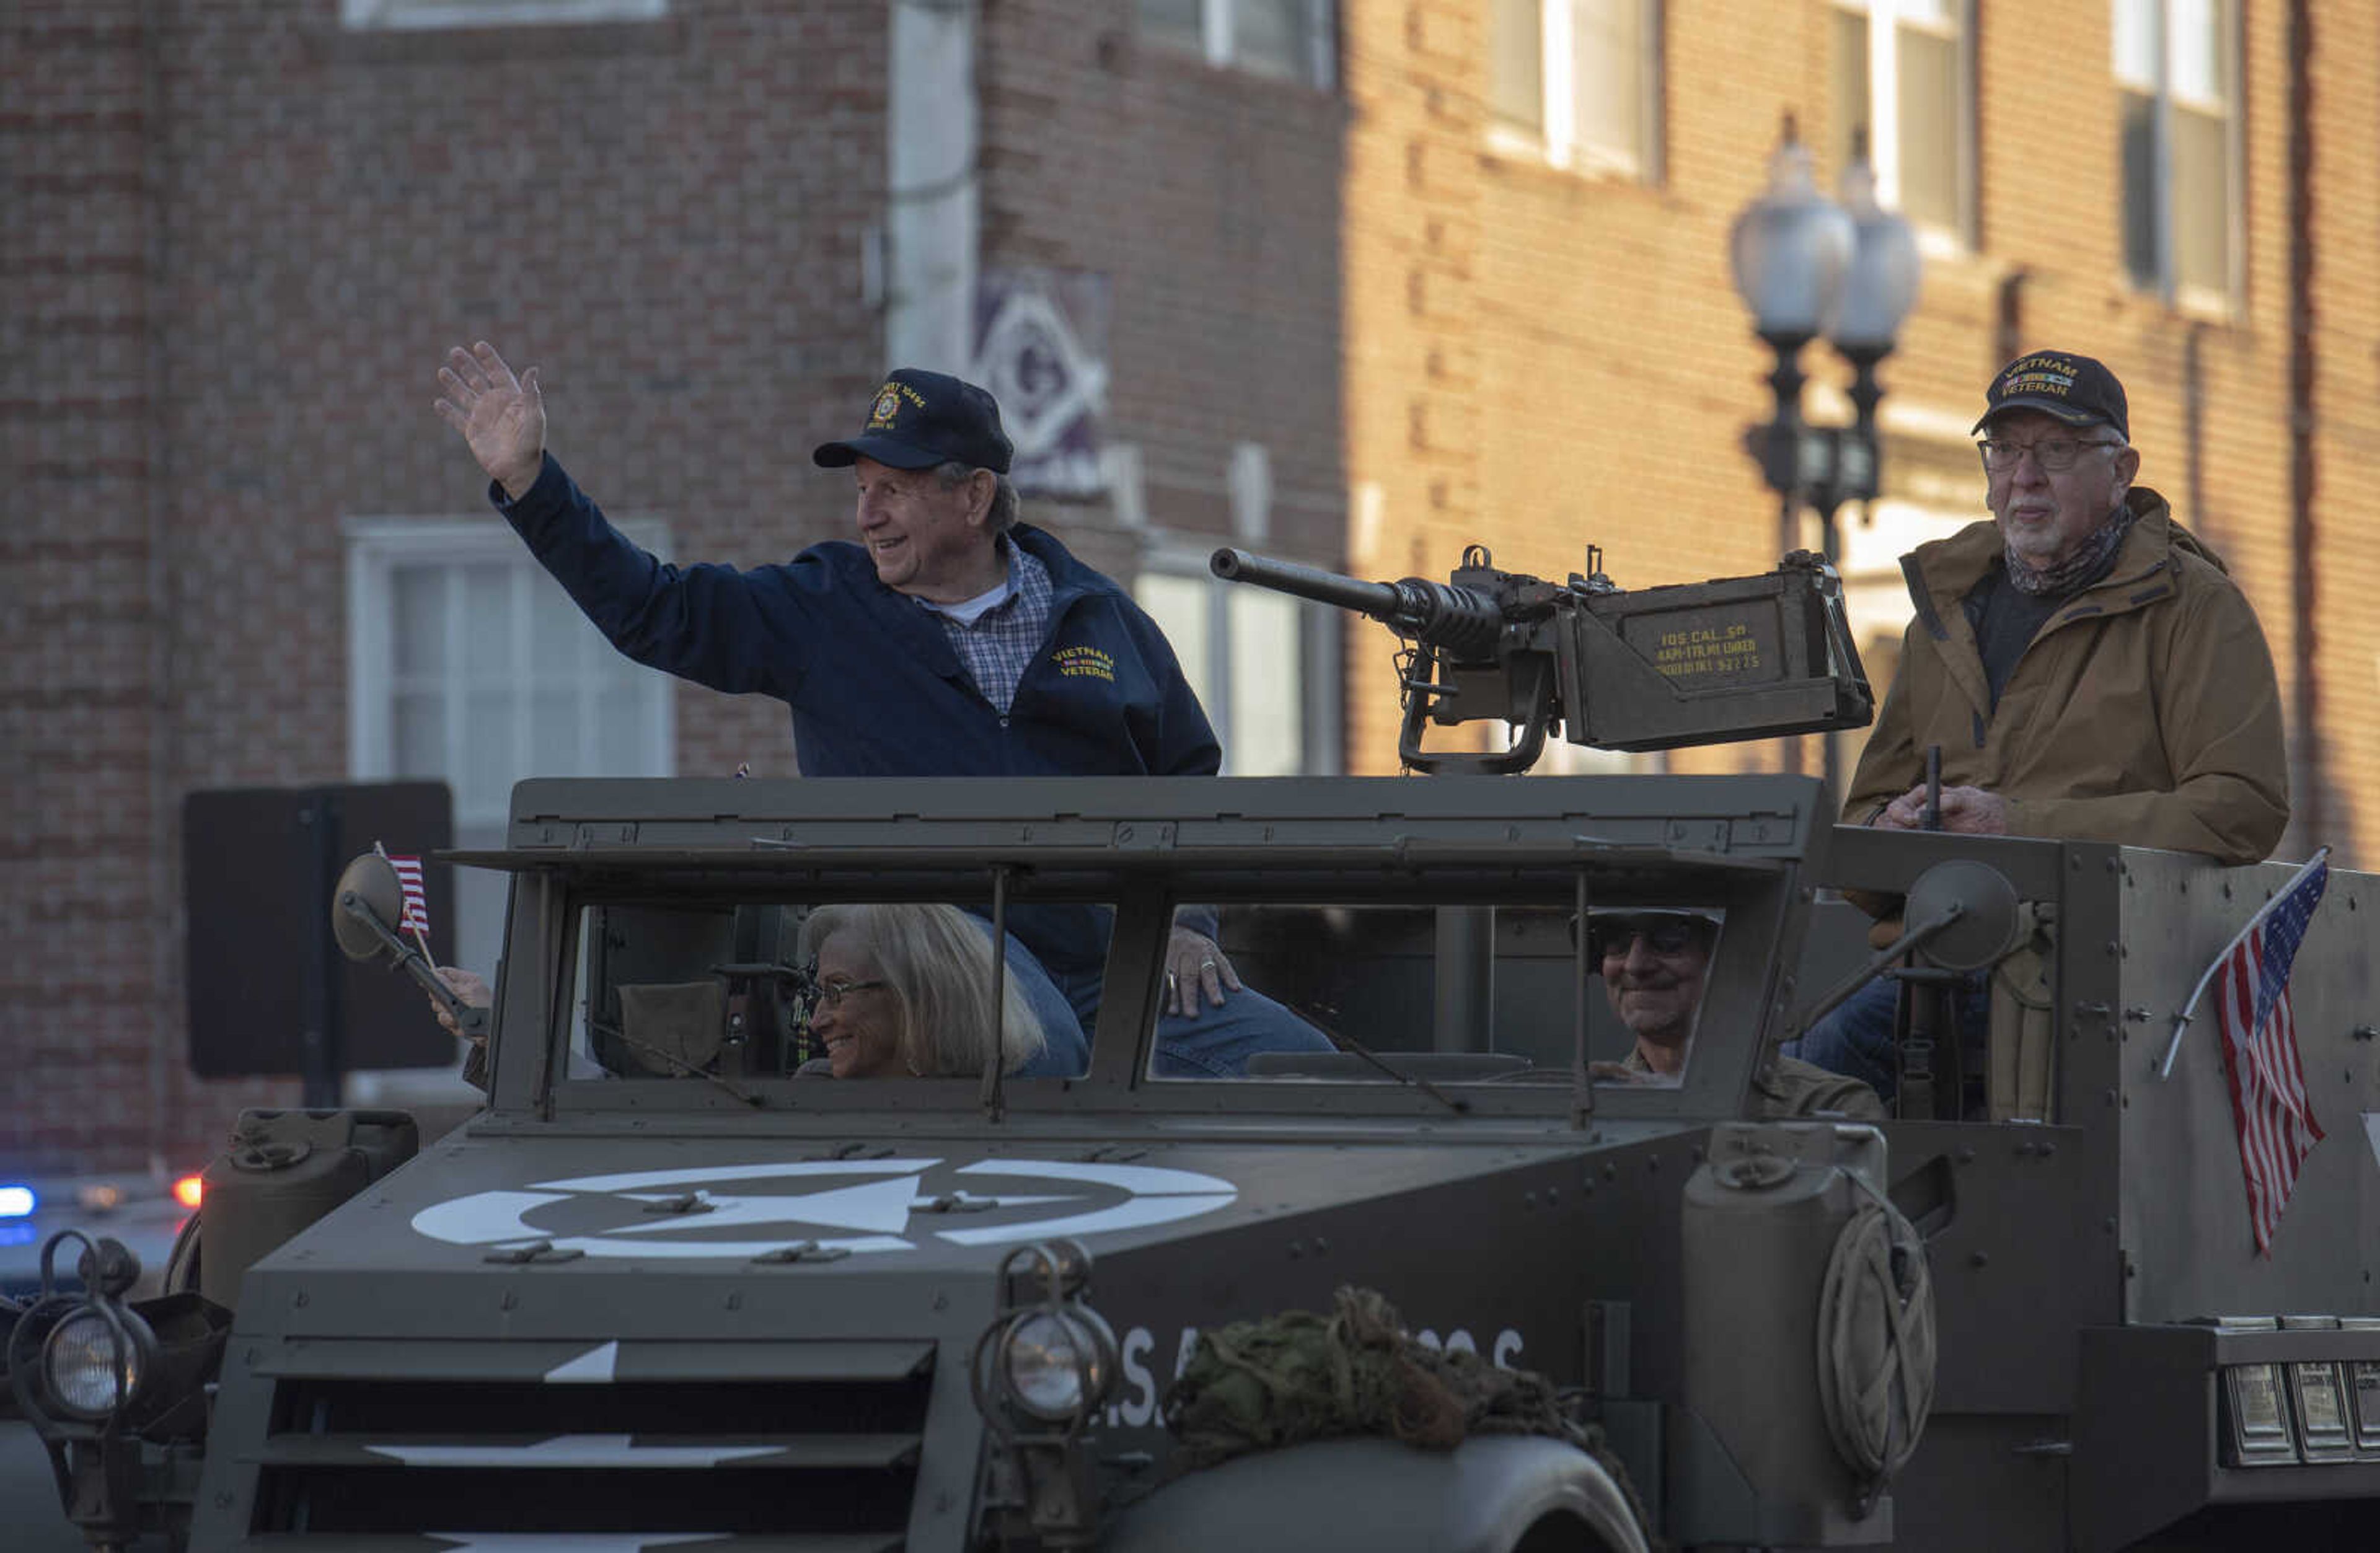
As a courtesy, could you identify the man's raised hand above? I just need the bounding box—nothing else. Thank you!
[435,341,546,499]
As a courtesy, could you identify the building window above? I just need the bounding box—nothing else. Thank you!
[1134,560,1332,776]
[346,521,674,972]
[1137,0,1337,88]
[1488,0,1664,180]
[2114,0,2239,306]
[1828,0,1973,246]
[340,0,664,29]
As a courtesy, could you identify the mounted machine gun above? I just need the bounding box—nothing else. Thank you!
[1212,544,1872,773]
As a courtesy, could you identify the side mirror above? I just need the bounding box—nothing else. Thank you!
[1902,860,2022,972]
[328,853,485,1038]
[330,852,407,963]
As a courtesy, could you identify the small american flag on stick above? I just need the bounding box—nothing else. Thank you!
[375,842,436,962]
[390,855,431,935]
[2162,848,2330,1256]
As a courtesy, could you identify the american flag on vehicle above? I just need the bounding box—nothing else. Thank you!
[2164,848,2330,1256]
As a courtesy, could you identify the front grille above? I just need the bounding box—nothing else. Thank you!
[244,1345,933,1545]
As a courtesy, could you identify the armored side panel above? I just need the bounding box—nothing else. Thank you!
[2112,849,2380,1318]
[2056,849,2380,1550]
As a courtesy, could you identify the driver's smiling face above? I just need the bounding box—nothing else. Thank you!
[1600,924,1712,1051]
[810,930,905,1079]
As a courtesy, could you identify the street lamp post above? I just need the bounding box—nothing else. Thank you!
[1729,117,1920,799]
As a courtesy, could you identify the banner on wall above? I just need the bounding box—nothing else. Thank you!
[974,266,1109,499]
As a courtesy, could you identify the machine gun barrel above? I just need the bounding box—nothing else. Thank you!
[1210,548,1505,660]
[1210,547,1401,617]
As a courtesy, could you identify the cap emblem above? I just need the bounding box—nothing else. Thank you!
[1999,356,2079,400]
[867,381,927,431]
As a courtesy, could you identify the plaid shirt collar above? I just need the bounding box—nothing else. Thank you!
[919,537,1054,714]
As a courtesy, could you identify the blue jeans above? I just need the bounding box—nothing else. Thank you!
[1042,961,1334,1079]
[1784,974,1989,1106]
[987,928,1093,1080]
[1147,988,1335,1078]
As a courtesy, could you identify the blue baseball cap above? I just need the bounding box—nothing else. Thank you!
[813,368,1014,473]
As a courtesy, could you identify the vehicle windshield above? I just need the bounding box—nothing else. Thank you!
[549,887,1731,1094]
[1136,899,1724,1089]
[559,897,1106,1085]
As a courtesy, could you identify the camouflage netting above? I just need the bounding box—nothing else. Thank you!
[1161,1286,1647,1528]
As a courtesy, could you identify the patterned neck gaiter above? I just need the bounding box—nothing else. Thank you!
[2006,504,2136,597]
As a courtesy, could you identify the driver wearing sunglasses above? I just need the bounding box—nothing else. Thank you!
[1587,910,1721,1088]
[1585,909,1882,1120]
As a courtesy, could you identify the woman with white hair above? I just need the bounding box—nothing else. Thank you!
[797,903,1056,1079]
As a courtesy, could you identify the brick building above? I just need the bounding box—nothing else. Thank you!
[2,0,1346,1173]
[1340,0,2379,865]
[9,0,2378,1175]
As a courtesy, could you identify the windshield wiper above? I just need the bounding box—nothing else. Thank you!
[1322,1023,1471,1115]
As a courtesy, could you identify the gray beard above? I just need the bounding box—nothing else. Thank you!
[2005,504,2135,596]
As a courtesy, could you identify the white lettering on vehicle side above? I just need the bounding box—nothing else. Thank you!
[1117,1326,1160,1427]
[1108,1323,1527,1427]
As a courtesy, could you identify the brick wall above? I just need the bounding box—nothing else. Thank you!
[6,0,1352,1177]
[975,1,1348,583]
[6,0,889,1173]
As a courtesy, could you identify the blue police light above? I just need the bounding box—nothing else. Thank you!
[0,1185,36,1218]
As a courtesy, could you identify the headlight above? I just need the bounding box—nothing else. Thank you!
[42,1309,143,1419]
[1000,1308,1115,1422]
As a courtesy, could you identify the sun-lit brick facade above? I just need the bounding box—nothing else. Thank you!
[1340,1,2378,860]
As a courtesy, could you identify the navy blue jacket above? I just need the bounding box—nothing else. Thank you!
[495,455,1222,780]
[493,455,1221,982]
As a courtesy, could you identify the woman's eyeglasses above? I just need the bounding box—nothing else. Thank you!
[809,977,887,1011]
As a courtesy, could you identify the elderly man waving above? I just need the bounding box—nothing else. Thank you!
[433,342,1328,1078]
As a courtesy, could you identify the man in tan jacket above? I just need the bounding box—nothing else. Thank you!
[1791,350,2289,1101]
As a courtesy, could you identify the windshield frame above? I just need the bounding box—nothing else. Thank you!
[458,773,1822,1124]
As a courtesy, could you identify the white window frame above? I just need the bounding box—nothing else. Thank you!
[1831,0,1976,255]
[1135,542,1339,778]
[2113,0,2244,312]
[340,516,674,1099]
[1486,0,1665,182]
[341,0,664,29]
[1140,0,1338,89]
[343,515,676,896]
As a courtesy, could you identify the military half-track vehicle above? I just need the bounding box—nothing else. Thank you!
[10,549,2379,1551]
[14,775,2380,1551]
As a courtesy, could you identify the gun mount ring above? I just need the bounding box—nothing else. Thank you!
[1902,859,2023,972]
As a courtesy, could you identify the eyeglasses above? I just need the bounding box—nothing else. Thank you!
[808,977,886,1011]
[1573,917,1704,959]
[1977,436,2123,473]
